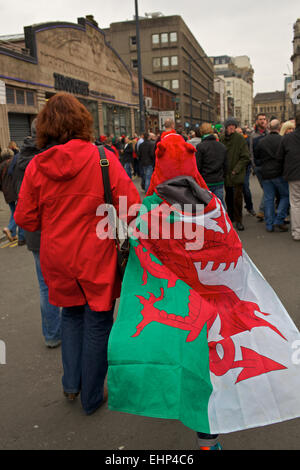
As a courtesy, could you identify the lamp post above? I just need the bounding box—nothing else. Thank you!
[135,0,145,133]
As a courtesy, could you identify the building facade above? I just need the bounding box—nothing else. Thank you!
[103,14,214,129]
[253,91,294,122]
[211,55,254,127]
[143,77,176,133]
[292,18,300,113]
[0,16,139,149]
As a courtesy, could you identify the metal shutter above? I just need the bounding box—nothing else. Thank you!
[8,113,31,148]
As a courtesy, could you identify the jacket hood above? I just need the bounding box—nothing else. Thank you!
[17,137,40,171]
[35,139,95,181]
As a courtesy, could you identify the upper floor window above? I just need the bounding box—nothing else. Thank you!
[152,34,159,45]
[161,33,168,43]
[172,79,179,89]
[163,80,170,89]
[131,59,138,68]
[130,36,137,45]
[153,57,161,68]
[171,56,178,66]
[170,32,177,42]
[162,57,169,67]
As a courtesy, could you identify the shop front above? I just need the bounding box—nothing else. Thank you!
[0,16,139,148]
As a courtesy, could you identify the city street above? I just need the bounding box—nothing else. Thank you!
[0,176,299,450]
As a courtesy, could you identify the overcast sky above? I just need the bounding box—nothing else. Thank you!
[0,0,298,94]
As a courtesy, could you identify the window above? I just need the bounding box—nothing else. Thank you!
[6,86,36,106]
[171,56,178,66]
[6,87,14,104]
[170,32,177,42]
[26,91,34,106]
[16,89,25,105]
[172,79,179,89]
[153,57,161,68]
[131,59,138,68]
[130,36,136,45]
[163,80,170,89]
[161,33,168,43]
[162,57,169,67]
[152,34,159,44]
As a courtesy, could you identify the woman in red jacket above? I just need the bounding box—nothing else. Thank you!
[15,92,141,415]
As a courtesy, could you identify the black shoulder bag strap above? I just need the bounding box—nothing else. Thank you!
[98,145,113,205]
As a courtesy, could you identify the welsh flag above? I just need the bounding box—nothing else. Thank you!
[107,177,300,434]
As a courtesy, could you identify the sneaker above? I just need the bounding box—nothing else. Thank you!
[199,443,222,450]
[236,222,245,231]
[256,212,264,221]
[266,227,274,233]
[45,339,61,348]
[3,227,14,241]
[18,239,26,246]
[274,224,288,232]
[63,391,80,401]
[247,209,256,216]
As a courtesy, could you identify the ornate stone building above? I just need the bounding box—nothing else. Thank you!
[0,16,139,149]
[292,18,300,113]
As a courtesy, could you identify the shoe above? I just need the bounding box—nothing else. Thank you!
[292,237,300,242]
[274,224,288,232]
[266,227,274,232]
[199,443,222,450]
[247,209,256,216]
[18,239,26,246]
[45,339,61,348]
[236,222,245,231]
[256,212,264,221]
[3,227,14,241]
[63,391,80,401]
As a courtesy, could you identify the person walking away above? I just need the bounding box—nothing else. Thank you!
[280,120,295,136]
[256,119,289,233]
[249,114,269,220]
[122,136,134,179]
[0,148,25,245]
[195,123,227,207]
[187,128,202,148]
[12,119,61,348]
[14,92,141,414]
[277,112,300,241]
[137,132,155,193]
[221,118,250,231]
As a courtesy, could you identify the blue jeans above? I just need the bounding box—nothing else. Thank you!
[8,201,25,241]
[124,162,132,179]
[243,164,254,211]
[208,184,225,207]
[32,251,61,342]
[262,177,290,230]
[143,165,154,193]
[61,303,114,415]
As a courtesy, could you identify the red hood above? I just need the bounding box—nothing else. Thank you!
[35,139,96,181]
[147,133,208,196]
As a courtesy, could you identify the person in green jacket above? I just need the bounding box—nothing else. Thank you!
[221,118,250,231]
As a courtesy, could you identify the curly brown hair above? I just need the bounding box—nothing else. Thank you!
[36,92,94,148]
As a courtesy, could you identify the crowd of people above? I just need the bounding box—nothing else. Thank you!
[0,90,299,450]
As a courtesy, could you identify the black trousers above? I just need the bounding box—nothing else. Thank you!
[225,184,244,223]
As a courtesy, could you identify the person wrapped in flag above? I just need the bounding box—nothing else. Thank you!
[107,129,300,450]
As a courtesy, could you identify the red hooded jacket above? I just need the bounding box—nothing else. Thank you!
[14,139,141,311]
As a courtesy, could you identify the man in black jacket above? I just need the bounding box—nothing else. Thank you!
[195,123,227,207]
[137,133,155,192]
[277,112,300,241]
[12,120,61,347]
[256,119,289,233]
